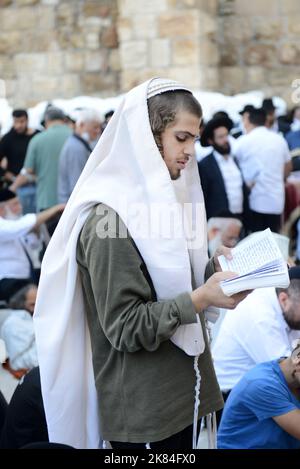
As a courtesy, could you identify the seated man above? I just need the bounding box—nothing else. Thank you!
[217,341,300,449]
[207,215,242,257]
[212,266,300,419]
[1,284,38,376]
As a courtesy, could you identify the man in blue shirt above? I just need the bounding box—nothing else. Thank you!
[218,342,300,449]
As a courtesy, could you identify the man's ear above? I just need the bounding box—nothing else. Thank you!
[208,227,220,241]
[278,291,289,310]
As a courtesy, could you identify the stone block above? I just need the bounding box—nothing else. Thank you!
[245,44,277,67]
[235,0,279,16]
[193,0,218,15]
[101,25,118,48]
[109,49,121,71]
[221,66,245,93]
[1,7,38,30]
[150,39,171,67]
[120,41,148,69]
[169,66,201,88]
[199,12,217,39]
[117,17,133,41]
[0,0,12,6]
[0,31,25,54]
[14,53,47,74]
[246,66,266,87]
[288,17,300,36]
[281,0,300,15]
[158,11,199,37]
[57,2,76,27]
[61,74,80,98]
[199,40,220,66]
[41,0,59,4]
[253,18,282,40]
[222,17,253,45]
[120,0,167,15]
[32,75,61,99]
[132,14,157,39]
[24,31,59,52]
[220,44,239,66]
[279,43,300,65]
[81,72,119,94]
[84,50,108,72]
[172,39,199,66]
[46,52,64,75]
[0,54,15,79]
[37,5,56,29]
[65,51,85,72]
[85,33,100,50]
[198,67,220,90]
[16,0,39,5]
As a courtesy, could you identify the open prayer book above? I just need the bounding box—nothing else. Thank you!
[218,228,290,296]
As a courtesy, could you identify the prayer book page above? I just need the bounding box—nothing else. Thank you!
[218,228,290,296]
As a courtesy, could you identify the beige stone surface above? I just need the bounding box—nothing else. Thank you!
[109,49,121,71]
[245,44,277,66]
[287,17,300,36]
[0,0,299,107]
[246,66,266,87]
[132,14,157,39]
[172,39,199,65]
[159,11,199,37]
[221,66,245,93]
[65,51,85,72]
[120,0,167,16]
[101,25,118,48]
[150,39,171,67]
[235,0,280,16]
[120,41,148,69]
[199,40,220,66]
[117,17,133,42]
[85,50,108,72]
[16,0,39,5]
[281,0,300,15]
[253,18,283,40]
[279,43,300,65]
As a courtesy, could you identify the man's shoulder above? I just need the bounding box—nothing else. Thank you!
[198,153,214,168]
[81,204,128,240]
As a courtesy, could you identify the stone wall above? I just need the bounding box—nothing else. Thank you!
[1,0,300,107]
[118,0,219,92]
[0,0,120,107]
[218,0,300,104]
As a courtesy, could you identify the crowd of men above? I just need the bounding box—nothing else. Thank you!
[1,88,300,450]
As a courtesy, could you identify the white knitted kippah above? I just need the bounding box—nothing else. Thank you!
[147,77,192,99]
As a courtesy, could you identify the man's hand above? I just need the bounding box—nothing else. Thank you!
[191,271,251,312]
[213,245,233,272]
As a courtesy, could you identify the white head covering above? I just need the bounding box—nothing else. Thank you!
[33,78,208,448]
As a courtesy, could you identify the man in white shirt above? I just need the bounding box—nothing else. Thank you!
[235,108,292,233]
[0,188,64,302]
[212,267,300,415]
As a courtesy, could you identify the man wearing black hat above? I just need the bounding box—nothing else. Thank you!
[262,98,290,135]
[212,266,300,422]
[198,117,248,222]
[0,188,65,302]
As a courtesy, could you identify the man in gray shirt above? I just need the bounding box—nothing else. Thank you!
[58,110,102,203]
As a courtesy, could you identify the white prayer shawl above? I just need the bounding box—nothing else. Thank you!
[33,78,208,449]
